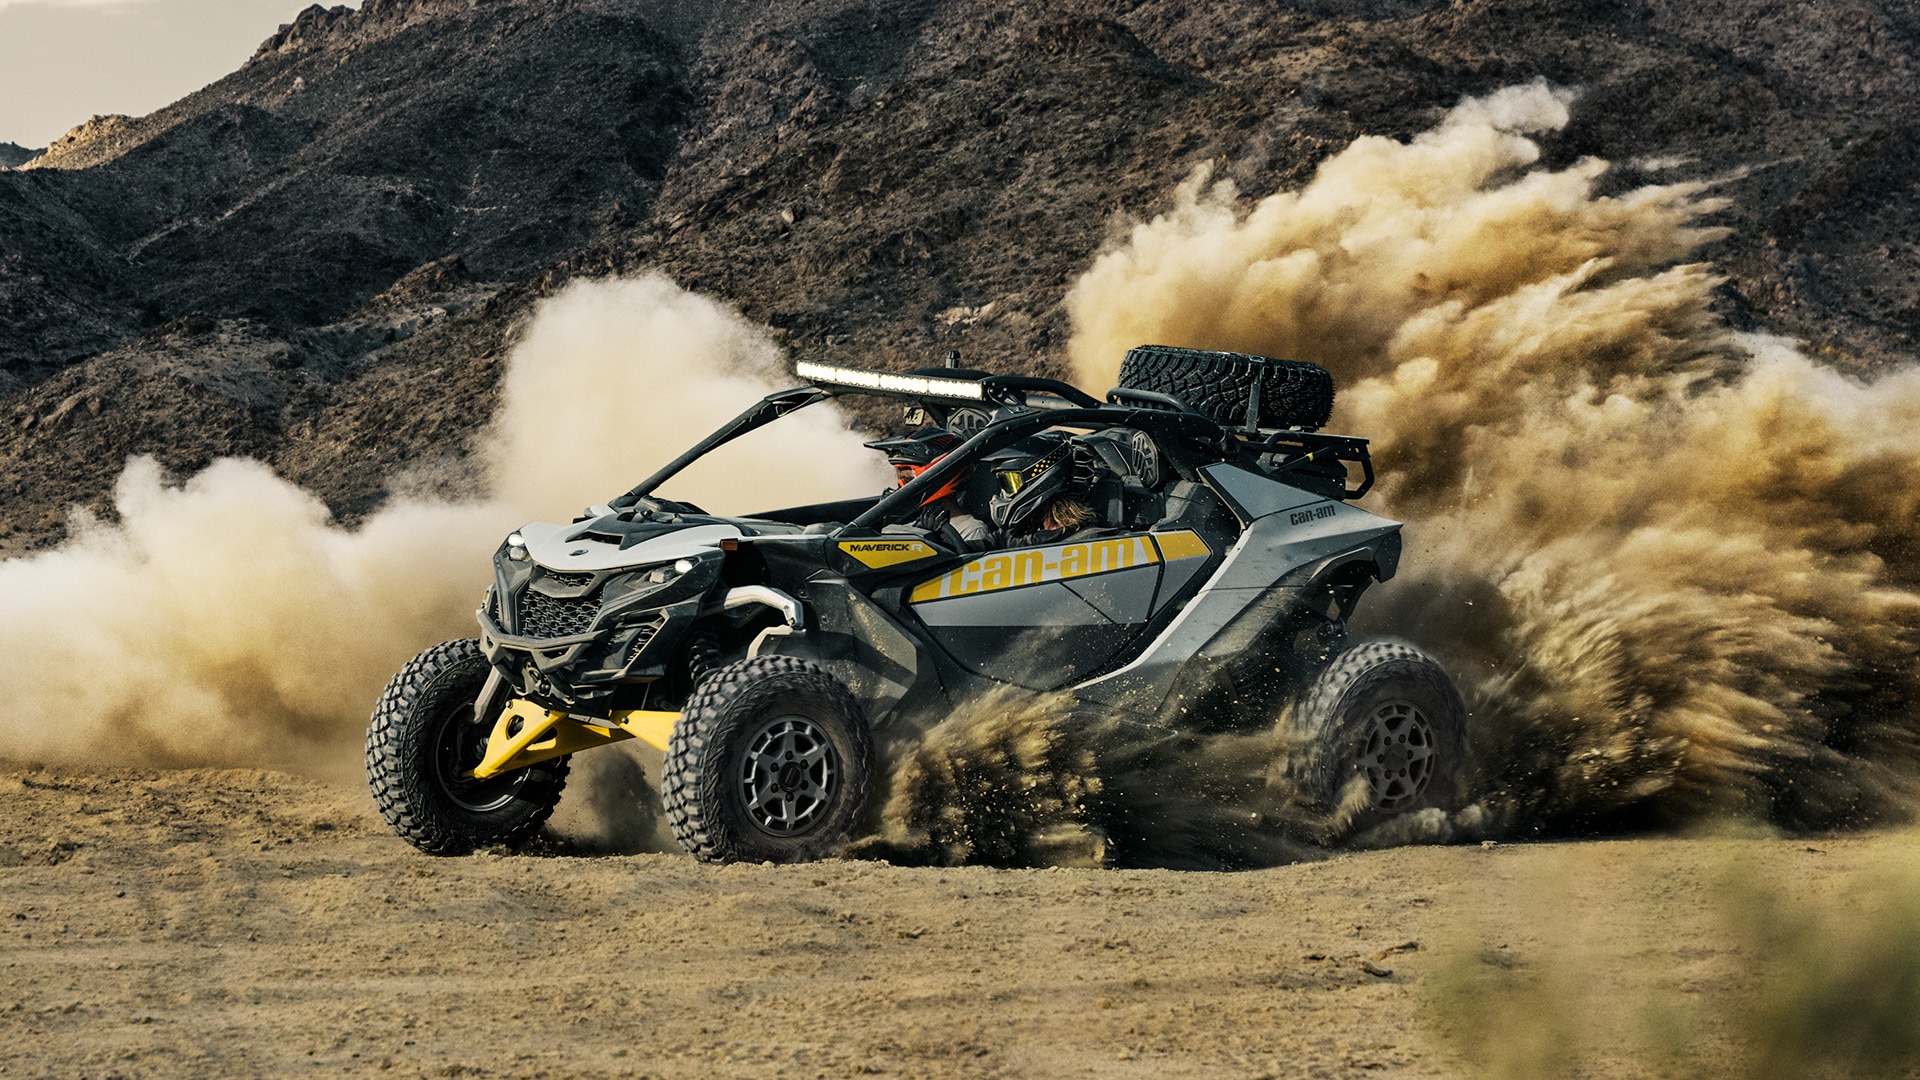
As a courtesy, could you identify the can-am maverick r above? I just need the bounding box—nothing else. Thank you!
[367,346,1469,862]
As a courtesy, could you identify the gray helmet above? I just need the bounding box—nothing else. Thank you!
[984,431,1078,531]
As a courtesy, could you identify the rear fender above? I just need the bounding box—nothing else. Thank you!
[1072,504,1402,720]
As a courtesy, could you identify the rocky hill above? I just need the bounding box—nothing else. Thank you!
[2,0,1917,552]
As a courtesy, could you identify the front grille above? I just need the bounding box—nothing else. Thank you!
[541,569,595,589]
[517,590,601,638]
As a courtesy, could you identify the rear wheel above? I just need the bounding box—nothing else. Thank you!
[1285,640,1467,842]
[366,639,569,855]
[662,656,873,863]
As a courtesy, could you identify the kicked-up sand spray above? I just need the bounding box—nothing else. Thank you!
[856,688,1342,869]
[868,80,1920,865]
[1060,79,1920,835]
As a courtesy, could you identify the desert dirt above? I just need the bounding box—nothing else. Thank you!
[0,758,1889,1080]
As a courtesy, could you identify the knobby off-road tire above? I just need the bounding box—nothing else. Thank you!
[1285,640,1467,843]
[662,656,873,864]
[366,639,569,855]
[1118,345,1335,430]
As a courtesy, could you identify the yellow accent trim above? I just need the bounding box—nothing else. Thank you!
[909,535,1162,603]
[470,700,682,777]
[611,709,679,752]
[838,539,939,568]
[473,701,572,779]
[1152,529,1211,561]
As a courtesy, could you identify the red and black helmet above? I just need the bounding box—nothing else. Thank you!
[865,428,967,504]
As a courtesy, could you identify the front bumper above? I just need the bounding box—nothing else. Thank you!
[477,595,702,706]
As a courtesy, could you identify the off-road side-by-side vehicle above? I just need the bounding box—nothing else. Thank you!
[366,345,1470,862]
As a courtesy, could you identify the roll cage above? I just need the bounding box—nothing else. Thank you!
[608,362,1376,529]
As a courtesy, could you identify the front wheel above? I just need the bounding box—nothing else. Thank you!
[661,657,873,864]
[1284,640,1468,844]
[366,639,569,855]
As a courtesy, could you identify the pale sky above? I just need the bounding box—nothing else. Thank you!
[0,0,342,148]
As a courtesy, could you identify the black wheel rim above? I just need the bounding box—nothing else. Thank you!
[430,701,526,813]
[1358,701,1435,812]
[738,715,838,836]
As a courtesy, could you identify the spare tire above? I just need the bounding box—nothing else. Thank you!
[1117,345,1334,430]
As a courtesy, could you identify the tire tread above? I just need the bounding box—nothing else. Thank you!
[365,639,568,855]
[1118,345,1334,429]
[1284,639,1467,841]
[661,656,872,864]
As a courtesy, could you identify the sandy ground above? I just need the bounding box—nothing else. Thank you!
[0,759,1891,1080]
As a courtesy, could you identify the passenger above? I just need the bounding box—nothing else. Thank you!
[864,428,993,550]
[983,432,1100,546]
[1034,494,1098,536]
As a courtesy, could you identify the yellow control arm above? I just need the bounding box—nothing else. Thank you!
[469,699,681,779]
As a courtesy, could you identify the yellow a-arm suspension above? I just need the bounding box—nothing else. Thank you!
[469,699,680,779]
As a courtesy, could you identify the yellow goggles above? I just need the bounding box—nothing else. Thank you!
[996,470,1024,496]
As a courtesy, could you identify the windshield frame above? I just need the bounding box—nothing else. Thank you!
[607,368,1242,535]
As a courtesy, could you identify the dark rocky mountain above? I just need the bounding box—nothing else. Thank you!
[0,143,39,169]
[2,0,1917,552]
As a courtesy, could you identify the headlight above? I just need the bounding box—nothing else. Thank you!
[645,558,695,584]
[595,552,721,614]
[505,532,530,562]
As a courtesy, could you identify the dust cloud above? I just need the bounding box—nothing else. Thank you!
[546,744,677,855]
[486,274,890,519]
[0,275,884,774]
[1064,79,1920,833]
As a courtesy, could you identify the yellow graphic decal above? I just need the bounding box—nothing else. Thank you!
[910,534,1172,602]
[1151,529,1211,561]
[839,539,940,568]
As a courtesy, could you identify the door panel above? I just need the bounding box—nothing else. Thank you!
[914,582,1109,626]
[1064,569,1157,623]
[906,532,1208,690]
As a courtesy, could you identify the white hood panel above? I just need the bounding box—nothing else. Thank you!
[517,521,742,573]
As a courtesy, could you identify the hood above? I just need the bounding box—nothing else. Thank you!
[515,517,744,573]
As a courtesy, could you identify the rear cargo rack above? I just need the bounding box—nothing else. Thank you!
[1242,429,1375,500]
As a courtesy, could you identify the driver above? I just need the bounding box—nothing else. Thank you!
[864,428,993,550]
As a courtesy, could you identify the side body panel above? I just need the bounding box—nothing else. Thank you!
[1073,464,1402,718]
[902,532,1211,691]
[763,578,946,728]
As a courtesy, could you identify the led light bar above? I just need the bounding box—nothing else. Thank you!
[794,360,985,401]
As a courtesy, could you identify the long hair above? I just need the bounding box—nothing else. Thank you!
[1043,496,1097,531]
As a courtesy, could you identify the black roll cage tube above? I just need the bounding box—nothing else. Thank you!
[977,375,1103,409]
[612,372,1100,509]
[614,386,830,507]
[848,405,1231,532]
[610,369,1372,519]
[1252,430,1376,499]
